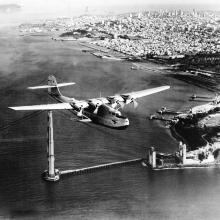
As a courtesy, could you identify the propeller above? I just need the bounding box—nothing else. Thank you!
[117,101,125,109]
[132,99,139,108]
[72,101,89,109]
[120,94,139,109]
[77,107,83,117]
[106,96,122,109]
[125,96,139,108]
[88,98,103,107]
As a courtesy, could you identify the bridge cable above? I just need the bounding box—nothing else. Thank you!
[0,111,43,133]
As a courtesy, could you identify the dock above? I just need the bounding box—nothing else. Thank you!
[157,109,183,115]
[149,114,172,122]
[51,37,77,41]
[79,42,110,53]
[60,158,143,176]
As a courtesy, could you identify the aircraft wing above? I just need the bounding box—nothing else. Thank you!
[87,86,170,107]
[122,86,170,99]
[9,86,170,111]
[9,103,73,111]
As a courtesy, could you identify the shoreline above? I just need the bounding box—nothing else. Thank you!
[16,31,220,160]
[78,40,220,87]
[76,38,220,155]
[79,41,129,61]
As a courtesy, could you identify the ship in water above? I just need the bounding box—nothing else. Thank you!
[91,52,123,60]
[102,54,122,61]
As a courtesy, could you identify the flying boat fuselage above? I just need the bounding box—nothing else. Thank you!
[73,103,129,129]
[52,94,129,128]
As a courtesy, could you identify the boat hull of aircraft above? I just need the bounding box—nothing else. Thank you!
[51,94,130,129]
[86,110,129,129]
[69,106,129,129]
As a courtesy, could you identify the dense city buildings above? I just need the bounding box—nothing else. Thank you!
[94,10,220,58]
[20,10,220,65]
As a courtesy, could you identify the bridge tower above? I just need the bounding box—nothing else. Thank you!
[148,147,156,168]
[42,110,60,182]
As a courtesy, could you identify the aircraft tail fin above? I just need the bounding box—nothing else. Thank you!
[27,75,75,97]
[47,75,61,96]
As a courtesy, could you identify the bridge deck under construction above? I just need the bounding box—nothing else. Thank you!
[60,158,143,176]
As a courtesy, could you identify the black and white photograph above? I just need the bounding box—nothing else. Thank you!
[0,0,220,219]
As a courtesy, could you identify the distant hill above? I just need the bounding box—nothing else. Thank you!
[0,4,21,13]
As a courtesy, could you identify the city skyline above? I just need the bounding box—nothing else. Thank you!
[0,0,220,14]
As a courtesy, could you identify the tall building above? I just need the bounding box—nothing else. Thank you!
[138,12,142,19]
[85,6,89,15]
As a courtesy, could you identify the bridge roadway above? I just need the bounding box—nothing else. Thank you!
[60,158,143,176]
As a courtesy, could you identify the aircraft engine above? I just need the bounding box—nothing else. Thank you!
[71,101,88,117]
[88,99,103,107]
[72,101,88,109]
[107,95,123,104]
[121,95,138,108]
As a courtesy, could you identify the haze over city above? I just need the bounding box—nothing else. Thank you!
[0,0,220,15]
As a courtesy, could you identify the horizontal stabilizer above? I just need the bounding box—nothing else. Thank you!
[9,103,73,111]
[28,82,75,90]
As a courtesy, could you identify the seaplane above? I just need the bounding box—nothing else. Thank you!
[9,75,170,129]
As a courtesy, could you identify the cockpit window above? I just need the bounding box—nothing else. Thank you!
[109,111,125,118]
[116,115,127,119]
[110,112,116,116]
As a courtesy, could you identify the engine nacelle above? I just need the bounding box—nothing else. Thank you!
[121,95,133,104]
[72,101,88,109]
[107,95,124,104]
[88,99,103,107]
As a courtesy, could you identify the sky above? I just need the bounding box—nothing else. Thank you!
[1,0,220,9]
[0,0,219,18]
[11,0,220,6]
[4,0,219,5]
